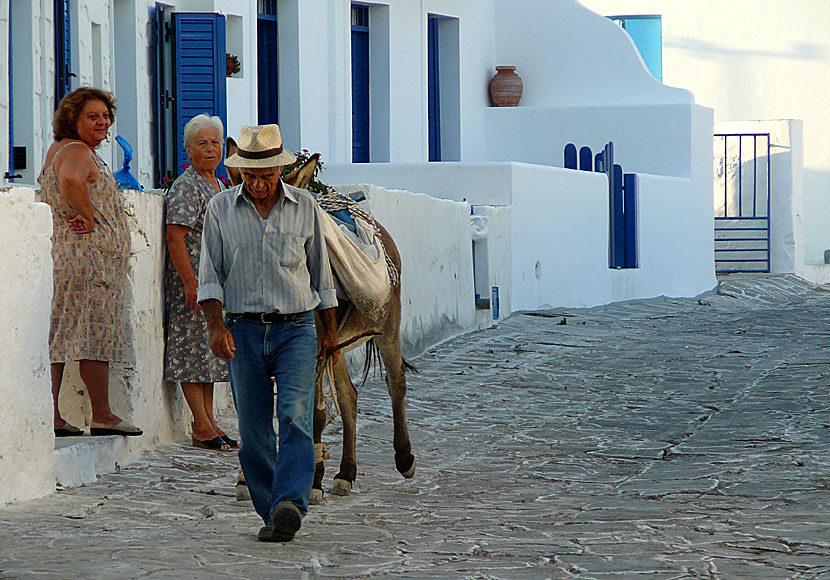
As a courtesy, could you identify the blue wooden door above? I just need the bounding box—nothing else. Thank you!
[257,11,279,124]
[172,12,227,177]
[351,6,370,163]
[427,16,441,162]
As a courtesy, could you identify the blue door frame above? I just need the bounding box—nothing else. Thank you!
[351,6,370,163]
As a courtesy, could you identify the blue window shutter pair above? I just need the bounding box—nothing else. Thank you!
[172,13,227,178]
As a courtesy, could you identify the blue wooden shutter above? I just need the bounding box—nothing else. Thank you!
[172,12,227,177]
[351,6,370,163]
[153,3,170,186]
[427,15,441,162]
[54,0,73,103]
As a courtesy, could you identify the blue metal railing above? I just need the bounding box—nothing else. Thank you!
[713,133,771,273]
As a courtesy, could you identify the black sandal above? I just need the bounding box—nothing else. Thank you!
[192,436,231,450]
[219,434,239,448]
[54,422,83,437]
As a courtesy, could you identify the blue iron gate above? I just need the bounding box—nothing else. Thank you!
[713,133,771,273]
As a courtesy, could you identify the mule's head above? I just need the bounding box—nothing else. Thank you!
[226,136,320,192]
[283,153,320,190]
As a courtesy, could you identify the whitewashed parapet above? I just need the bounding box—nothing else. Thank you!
[334,184,512,358]
[0,187,55,504]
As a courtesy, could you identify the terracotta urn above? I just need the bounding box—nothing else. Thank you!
[489,66,523,107]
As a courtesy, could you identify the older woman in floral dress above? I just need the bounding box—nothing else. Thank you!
[165,114,233,450]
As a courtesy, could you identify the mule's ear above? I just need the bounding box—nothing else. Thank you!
[224,137,243,187]
[284,153,320,190]
[225,136,238,155]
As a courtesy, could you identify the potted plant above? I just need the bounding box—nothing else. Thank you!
[226,52,241,77]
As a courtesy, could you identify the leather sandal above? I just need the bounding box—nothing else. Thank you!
[90,420,143,437]
[54,422,83,437]
[192,436,231,451]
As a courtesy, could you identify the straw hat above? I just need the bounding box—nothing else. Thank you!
[224,124,297,168]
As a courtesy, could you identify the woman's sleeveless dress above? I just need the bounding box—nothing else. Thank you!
[39,142,130,363]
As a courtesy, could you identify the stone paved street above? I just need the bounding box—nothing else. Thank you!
[2,275,829,579]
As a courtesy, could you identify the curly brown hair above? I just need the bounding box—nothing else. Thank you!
[53,87,117,141]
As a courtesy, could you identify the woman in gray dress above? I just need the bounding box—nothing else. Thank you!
[165,114,233,450]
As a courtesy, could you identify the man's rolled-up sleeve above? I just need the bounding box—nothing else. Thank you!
[308,204,338,310]
[197,201,225,305]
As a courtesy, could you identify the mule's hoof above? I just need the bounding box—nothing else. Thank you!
[236,483,251,502]
[330,478,352,496]
[309,488,324,505]
[396,453,416,479]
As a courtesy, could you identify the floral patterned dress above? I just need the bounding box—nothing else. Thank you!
[164,166,228,383]
[40,142,130,363]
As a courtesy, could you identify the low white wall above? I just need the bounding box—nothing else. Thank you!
[484,104,694,179]
[335,184,511,357]
[54,189,234,487]
[326,161,717,313]
[0,187,55,504]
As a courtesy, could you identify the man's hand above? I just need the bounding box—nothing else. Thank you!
[318,307,340,365]
[208,324,236,359]
[202,299,234,359]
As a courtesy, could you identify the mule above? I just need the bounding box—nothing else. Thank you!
[225,138,417,502]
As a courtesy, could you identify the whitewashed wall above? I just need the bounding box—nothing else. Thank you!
[326,159,717,312]
[334,184,510,357]
[580,0,830,270]
[54,190,234,487]
[0,187,55,504]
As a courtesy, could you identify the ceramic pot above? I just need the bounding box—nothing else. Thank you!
[489,66,523,107]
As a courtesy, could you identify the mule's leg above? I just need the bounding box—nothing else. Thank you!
[310,402,327,505]
[330,356,359,496]
[375,334,416,479]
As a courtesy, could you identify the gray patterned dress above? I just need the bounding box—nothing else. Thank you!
[164,166,228,383]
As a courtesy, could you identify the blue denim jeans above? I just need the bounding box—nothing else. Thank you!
[225,311,317,523]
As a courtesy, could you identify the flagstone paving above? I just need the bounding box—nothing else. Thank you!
[2,274,829,579]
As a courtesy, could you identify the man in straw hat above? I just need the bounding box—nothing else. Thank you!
[197,124,340,542]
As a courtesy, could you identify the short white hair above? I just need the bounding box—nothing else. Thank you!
[183,114,224,148]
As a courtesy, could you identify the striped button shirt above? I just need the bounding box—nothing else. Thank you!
[197,181,338,314]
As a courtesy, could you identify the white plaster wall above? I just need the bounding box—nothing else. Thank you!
[326,160,716,312]
[484,104,694,178]
[495,0,690,108]
[579,0,830,267]
[54,190,233,486]
[0,187,55,504]
[333,184,484,357]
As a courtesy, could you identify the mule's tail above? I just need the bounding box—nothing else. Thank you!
[360,339,418,386]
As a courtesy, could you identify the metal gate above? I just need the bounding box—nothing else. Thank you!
[713,133,771,273]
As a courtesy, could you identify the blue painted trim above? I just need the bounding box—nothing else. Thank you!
[257,13,279,124]
[351,17,370,163]
[7,0,14,180]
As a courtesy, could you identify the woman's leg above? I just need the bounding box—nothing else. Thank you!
[79,359,120,426]
[182,382,228,447]
[51,362,66,428]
